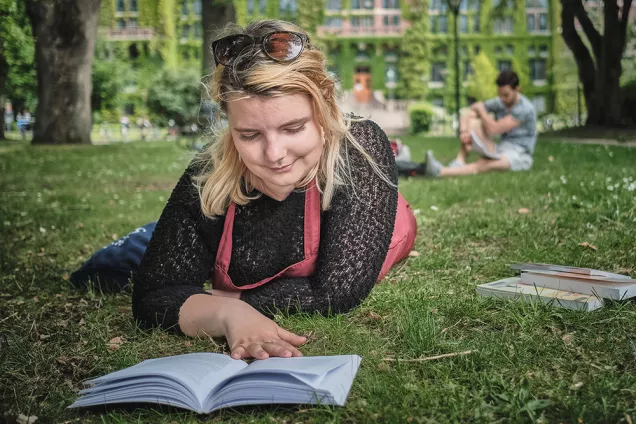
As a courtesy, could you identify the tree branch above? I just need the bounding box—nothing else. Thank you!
[619,0,634,53]
[573,0,602,61]
[560,0,596,101]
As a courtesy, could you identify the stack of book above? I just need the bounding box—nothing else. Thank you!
[477,263,636,311]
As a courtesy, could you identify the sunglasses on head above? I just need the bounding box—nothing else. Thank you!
[212,31,309,67]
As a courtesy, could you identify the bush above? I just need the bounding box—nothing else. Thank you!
[146,68,201,127]
[408,102,434,135]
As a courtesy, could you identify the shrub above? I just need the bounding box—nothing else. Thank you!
[408,102,434,134]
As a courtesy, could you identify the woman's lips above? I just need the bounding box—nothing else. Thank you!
[270,161,295,173]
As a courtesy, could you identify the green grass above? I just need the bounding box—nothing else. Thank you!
[1,135,636,423]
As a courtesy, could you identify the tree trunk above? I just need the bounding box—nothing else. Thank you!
[202,1,235,75]
[26,0,100,144]
[0,46,7,141]
[560,0,631,127]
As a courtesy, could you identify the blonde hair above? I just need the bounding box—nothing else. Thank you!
[193,20,393,217]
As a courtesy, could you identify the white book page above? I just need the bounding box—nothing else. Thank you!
[81,353,247,408]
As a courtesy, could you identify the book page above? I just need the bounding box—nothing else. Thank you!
[84,353,247,407]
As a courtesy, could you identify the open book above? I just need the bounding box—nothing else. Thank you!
[69,353,361,414]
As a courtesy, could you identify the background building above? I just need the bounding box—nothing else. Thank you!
[97,0,635,117]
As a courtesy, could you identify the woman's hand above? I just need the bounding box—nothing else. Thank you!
[223,302,306,360]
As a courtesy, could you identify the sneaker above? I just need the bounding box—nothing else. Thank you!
[424,150,443,177]
[470,130,501,160]
[448,158,465,168]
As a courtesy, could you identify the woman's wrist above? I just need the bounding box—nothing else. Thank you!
[178,293,238,338]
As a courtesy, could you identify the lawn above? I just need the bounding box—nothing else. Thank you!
[1,134,635,423]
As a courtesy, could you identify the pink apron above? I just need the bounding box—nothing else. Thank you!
[213,184,417,291]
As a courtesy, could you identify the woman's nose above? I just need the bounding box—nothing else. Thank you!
[264,136,286,163]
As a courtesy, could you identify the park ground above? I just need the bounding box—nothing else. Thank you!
[1,133,636,423]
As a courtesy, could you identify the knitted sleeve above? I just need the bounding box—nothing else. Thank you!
[131,163,224,332]
[241,119,399,316]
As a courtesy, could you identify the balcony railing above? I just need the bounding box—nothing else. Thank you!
[100,27,154,41]
[317,24,407,37]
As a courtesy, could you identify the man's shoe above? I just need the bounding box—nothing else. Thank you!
[470,130,501,160]
[425,150,443,177]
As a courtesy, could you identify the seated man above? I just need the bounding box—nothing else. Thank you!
[424,70,537,178]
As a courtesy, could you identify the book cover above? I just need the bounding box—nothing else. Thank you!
[510,263,631,280]
[520,271,636,300]
[477,277,603,311]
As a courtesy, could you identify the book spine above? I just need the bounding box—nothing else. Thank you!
[520,273,621,299]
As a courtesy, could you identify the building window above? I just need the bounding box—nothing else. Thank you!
[393,15,400,25]
[532,95,546,113]
[194,23,201,38]
[429,0,448,12]
[460,0,469,11]
[259,0,266,14]
[386,64,398,83]
[280,0,298,14]
[460,15,468,33]
[182,0,189,15]
[473,14,480,32]
[117,0,125,12]
[128,18,138,28]
[351,16,361,26]
[130,0,138,12]
[385,50,398,62]
[494,17,513,33]
[538,13,548,31]
[526,14,535,32]
[431,62,447,82]
[539,44,548,56]
[363,16,373,26]
[505,44,514,55]
[326,17,342,27]
[351,0,361,9]
[438,15,448,33]
[526,0,547,7]
[497,60,512,71]
[473,45,480,55]
[494,45,503,55]
[327,0,341,10]
[464,60,474,79]
[528,45,536,55]
[181,24,190,38]
[247,0,254,14]
[529,59,546,81]
[383,0,400,8]
[355,49,370,61]
[432,96,444,108]
[117,18,126,29]
[193,0,202,15]
[461,45,468,56]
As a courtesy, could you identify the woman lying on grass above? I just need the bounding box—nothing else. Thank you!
[132,19,417,360]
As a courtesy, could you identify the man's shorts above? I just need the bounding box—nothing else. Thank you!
[496,142,533,171]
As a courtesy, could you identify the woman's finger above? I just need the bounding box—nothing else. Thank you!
[261,341,293,358]
[231,345,246,360]
[246,343,269,360]
[277,327,307,346]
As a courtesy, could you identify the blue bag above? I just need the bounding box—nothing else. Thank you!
[70,222,157,291]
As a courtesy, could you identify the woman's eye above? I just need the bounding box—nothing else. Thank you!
[284,125,306,135]
[239,133,259,141]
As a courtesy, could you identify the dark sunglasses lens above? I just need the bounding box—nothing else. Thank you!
[214,35,253,65]
[264,33,304,61]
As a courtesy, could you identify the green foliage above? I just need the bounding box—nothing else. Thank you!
[235,0,248,25]
[398,17,429,100]
[1,0,37,111]
[99,0,115,27]
[146,67,201,125]
[91,56,129,115]
[157,0,179,68]
[511,57,529,92]
[466,52,498,101]
[297,0,325,34]
[408,102,434,134]
[139,0,160,27]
